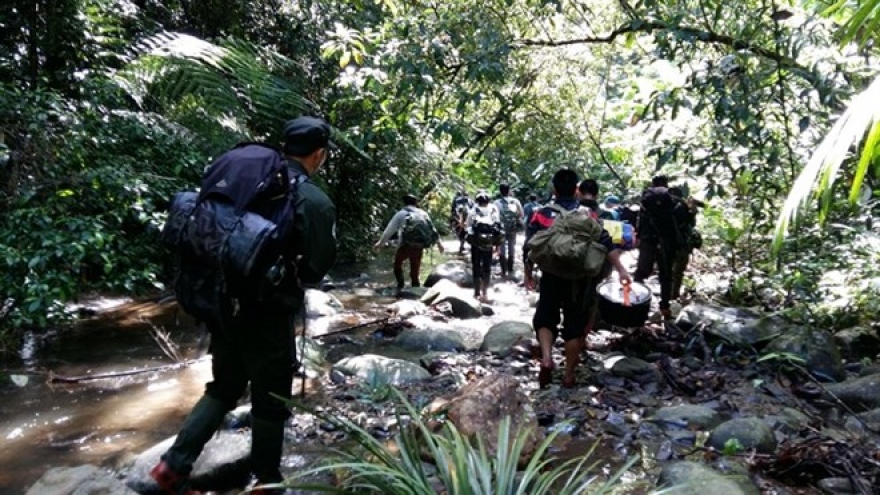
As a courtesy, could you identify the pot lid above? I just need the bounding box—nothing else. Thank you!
[597,281,652,305]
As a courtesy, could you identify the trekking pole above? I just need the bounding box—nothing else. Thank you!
[300,308,307,397]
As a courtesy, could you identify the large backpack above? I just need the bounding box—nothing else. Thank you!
[527,205,607,280]
[467,206,502,251]
[498,197,521,233]
[400,207,436,248]
[640,187,683,246]
[161,143,303,329]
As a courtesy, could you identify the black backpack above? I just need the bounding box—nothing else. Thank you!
[640,187,683,246]
[161,143,304,329]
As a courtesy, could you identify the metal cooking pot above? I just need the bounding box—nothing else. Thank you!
[597,281,652,328]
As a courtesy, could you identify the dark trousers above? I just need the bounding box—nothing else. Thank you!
[162,300,295,483]
[393,245,424,288]
[471,248,492,293]
[498,230,517,274]
[634,239,678,310]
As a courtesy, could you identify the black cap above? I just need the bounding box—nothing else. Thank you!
[283,116,335,156]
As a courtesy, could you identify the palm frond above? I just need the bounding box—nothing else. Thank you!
[772,75,880,254]
[824,0,880,46]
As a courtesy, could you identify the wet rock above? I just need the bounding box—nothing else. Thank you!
[126,431,251,492]
[223,405,252,430]
[420,279,481,319]
[817,476,873,494]
[329,368,347,384]
[844,407,880,434]
[480,321,534,357]
[387,299,427,318]
[332,354,431,386]
[397,286,429,299]
[765,327,845,382]
[833,326,880,361]
[395,328,466,352]
[304,289,344,318]
[424,260,474,288]
[647,405,722,431]
[860,364,880,376]
[658,461,760,494]
[425,374,543,465]
[605,355,655,380]
[708,417,777,454]
[297,336,325,371]
[677,304,782,346]
[822,374,880,412]
[27,465,136,495]
[604,411,629,436]
[305,314,354,338]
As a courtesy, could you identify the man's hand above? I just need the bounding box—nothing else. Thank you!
[372,241,382,252]
[618,271,633,286]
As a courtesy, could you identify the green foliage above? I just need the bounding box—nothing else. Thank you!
[282,389,646,495]
[721,438,745,456]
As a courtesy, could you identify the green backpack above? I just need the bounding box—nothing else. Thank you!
[527,205,607,280]
[401,208,436,248]
[498,198,520,233]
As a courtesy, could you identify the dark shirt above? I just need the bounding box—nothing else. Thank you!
[286,160,337,285]
[524,196,616,255]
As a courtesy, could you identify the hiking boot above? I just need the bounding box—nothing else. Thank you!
[150,460,201,495]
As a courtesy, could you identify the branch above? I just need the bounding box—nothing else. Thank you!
[516,20,822,90]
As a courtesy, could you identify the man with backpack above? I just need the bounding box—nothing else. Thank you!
[467,190,501,302]
[634,175,694,319]
[668,186,702,301]
[522,193,541,227]
[450,190,474,254]
[494,183,525,278]
[374,194,444,292]
[525,169,631,388]
[153,117,337,495]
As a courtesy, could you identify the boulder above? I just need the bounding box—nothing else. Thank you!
[27,465,136,495]
[425,374,543,465]
[677,304,782,346]
[480,321,534,357]
[296,336,325,372]
[658,461,760,494]
[817,476,873,494]
[304,289,344,319]
[647,405,722,431]
[126,431,251,492]
[332,354,431,386]
[421,279,481,319]
[822,374,880,412]
[604,355,656,380]
[765,327,845,382]
[424,260,474,288]
[833,326,880,361]
[387,299,428,318]
[395,328,466,352]
[397,286,429,299]
[708,417,777,454]
[844,407,880,435]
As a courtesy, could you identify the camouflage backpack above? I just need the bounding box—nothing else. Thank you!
[400,207,436,248]
[527,205,607,280]
[498,197,520,233]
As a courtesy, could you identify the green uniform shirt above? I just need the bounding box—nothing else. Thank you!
[287,160,337,285]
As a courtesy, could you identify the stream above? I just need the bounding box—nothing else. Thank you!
[3,240,880,494]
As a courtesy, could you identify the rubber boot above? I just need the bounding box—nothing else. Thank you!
[161,395,230,474]
[251,417,286,486]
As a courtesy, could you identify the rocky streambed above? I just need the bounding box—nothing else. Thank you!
[15,258,880,494]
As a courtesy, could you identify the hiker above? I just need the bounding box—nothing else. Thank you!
[466,191,501,302]
[373,194,444,291]
[522,193,541,229]
[525,169,631,388]
[450,190,474,254]
[601,195,624,221]
[152,117,337,495]
[668,186,702,300]
[633,175,694,319]
[494,183,525,277]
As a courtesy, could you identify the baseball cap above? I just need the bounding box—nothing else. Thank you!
[603,195,621,206]
[283,116,336,156]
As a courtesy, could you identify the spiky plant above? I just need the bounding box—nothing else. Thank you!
[268,389,653,495]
